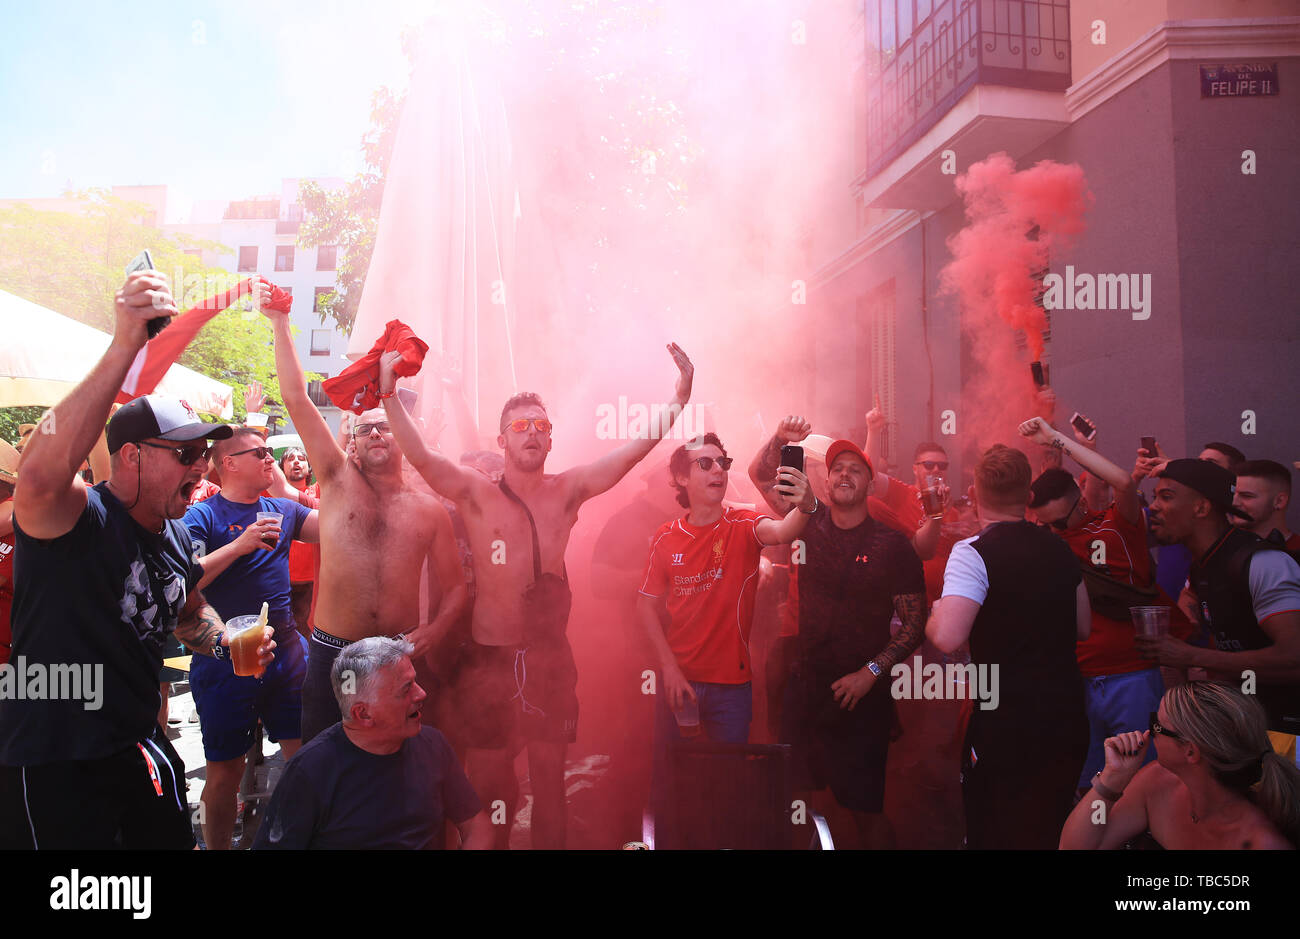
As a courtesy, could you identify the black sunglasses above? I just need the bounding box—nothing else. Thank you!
[137,441,208,466]
[693,456,733,471]
[1149,711,1184,742]
[915,460,949,471]
[1048,493,1082,531]
[229,446,274,460]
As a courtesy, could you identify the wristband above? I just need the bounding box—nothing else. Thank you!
[211,642,227,662]
[799,497,819,515]
[376,390,396,400]
[1091,772,1122,802]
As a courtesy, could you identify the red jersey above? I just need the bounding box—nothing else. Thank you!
[187,478,221,506]
[1059,504,1191,677]
[878,477,959,602]
[288,482,320,584]
[639,507,772,684]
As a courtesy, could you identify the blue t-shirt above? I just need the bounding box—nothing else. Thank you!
[184,494,310,632]
[0,483,201,765]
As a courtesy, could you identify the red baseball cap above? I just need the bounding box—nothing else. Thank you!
[824,439,873,477]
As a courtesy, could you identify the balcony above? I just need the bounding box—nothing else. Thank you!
[859,0,1071,210]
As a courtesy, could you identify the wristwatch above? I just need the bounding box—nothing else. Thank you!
[211,641,227,662]
[799,497,819,515]
[865,660,882,678]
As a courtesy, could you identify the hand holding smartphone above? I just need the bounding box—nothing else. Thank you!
[125,249,170,339]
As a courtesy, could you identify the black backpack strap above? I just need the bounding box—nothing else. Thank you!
[498,478,543,581]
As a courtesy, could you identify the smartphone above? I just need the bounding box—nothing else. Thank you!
[124,249,170,339]
[1140,436,1158,458]
[780,444,804,475]
[1030,361,1046,388]
[1069,412,1097,441]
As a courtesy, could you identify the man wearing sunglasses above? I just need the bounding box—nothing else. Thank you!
[263,293,468,751]
[1021,416,1191,795]
[864,410,959,605]
[0,271,276,850]
[378,342,695,849]
[182,428,321,849]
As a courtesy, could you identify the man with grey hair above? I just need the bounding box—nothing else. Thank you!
[254,636,490,849]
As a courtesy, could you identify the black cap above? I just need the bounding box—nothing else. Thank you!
[1157,458,1252,521]
[107,396,233,454]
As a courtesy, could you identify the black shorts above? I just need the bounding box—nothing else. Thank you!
[780,665,893,813]
[455,639,578,750]
[4,724,194,850]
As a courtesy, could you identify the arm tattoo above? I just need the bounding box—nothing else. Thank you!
[175,602,225,656]
[755,434,783,483]
[875,592,928,672]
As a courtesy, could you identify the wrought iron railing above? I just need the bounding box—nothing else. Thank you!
[862,0,1070,182]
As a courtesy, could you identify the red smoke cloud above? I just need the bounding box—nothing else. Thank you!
[941,152,1092,451]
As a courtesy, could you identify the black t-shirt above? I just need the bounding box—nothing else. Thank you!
[0,483,202,766]
[797,509,926,674]
[252,723,481,849]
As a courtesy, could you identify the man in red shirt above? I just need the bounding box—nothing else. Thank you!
[638,432,815,745]
[864,408,958,603]
[1233,460,1299,551]
[1020,417,1191,791]
[280,447,320,641]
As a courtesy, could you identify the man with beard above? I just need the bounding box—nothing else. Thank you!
[263,295,468,745]
[753,431,926,848]
[1232,460,1298,550]
[1137,459,1300,747]
[279,447,320,640]
[0,271,275,849]
[379,343,695,849]
[183,429,319,849]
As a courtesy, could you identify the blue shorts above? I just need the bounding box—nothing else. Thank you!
[189,630,308,762]
[1078,667,1165,788]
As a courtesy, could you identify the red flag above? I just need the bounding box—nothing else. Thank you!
[116,277,292,404]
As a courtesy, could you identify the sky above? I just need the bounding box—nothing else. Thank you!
[0,0,427,219]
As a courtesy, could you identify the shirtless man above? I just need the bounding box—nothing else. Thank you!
[263,295,468,744]
[379,343,694,849]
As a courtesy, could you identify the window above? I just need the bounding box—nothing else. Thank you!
[313,287,332,314]
[238,246,258,271]
[307,375,330,407]
[310,330,331,355]
[316,245,338,270]
[864,280,897,467]
[275,246,295,272]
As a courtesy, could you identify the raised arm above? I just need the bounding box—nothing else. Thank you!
[404,506,469,661]
[1019,416,1141,525]
[748,415,810,516]
[754,466,814,546]
[17,271,178,540]
[863,399,887,480]
[565,344,694,503]
[378,352,485,503]
[262,291,344,482]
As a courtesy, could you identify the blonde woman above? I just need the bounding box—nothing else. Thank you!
[1061,681,1299,849]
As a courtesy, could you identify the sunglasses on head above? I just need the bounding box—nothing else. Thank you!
[352,422,391,438]
[915,460,949,471]
[136,441,208,466]
[230,446,273,460]
[506,418,552,434]
[1149,711,1184,742]
[693,456,733,471]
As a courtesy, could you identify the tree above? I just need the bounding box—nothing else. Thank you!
[298,81,407,337]
[0,189,292,426]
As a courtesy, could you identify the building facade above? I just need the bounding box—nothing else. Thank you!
[809,0,1297,528]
